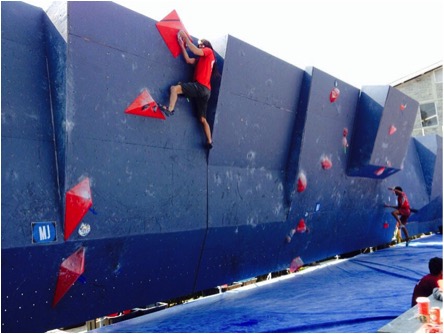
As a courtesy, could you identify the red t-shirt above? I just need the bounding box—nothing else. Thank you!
[397,192,411,216]
[193,47,215,90]
[411,274,440,306]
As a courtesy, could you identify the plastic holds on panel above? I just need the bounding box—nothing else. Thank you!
[400,103,407,111]
[52,247,86,307]
[296,171,307,192]
[286,218,309,242]
[329,87,340,103]
[342,137,349,153]
[78,222,91,237]
[342,128,349,153]
[65,178,93,241]
[296,219,308,233]
[155,10,190,58]
[389,125,397,135]
[125,89,165,120]
[374,167,385,176]
[321,155,332,170]
[285,229,295,243]
[289,256,304,273]
[383,221,389,229]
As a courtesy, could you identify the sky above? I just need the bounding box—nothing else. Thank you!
[20,0,443,88]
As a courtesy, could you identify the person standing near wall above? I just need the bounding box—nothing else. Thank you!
[384,186,411,246]
[159,31,217,150]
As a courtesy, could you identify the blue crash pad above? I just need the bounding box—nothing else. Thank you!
[92,233,443,333]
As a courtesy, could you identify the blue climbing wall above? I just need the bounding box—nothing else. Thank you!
[1,2,442,332]
[1,1,61,249]
[196,36,305,289]
[347,85,419,178]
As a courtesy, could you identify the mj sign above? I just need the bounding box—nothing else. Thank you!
[32,221,57,243]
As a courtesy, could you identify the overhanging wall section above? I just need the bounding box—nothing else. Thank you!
[347,85,418,178]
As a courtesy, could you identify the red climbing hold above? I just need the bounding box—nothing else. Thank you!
[383,222,389,229]
[296,172,307,193]
[296,219,307,233]
[156,10,190,58]
[65,178,93,241]
[290,256,304,273]
[374,167,385,176]
[52,247,86,307]
[329,87,340,103]
[389,125,397,135]
[400,103,407,111]
[125,89,165,120]
[321,155,332,170]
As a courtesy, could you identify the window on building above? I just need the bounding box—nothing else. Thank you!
[420,102,439,127]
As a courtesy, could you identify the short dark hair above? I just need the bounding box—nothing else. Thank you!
[199,39,213,50]
[395,186,403,192]
[429,257,443,275]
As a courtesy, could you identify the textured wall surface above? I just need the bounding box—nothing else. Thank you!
[347,85,419,178]
[1,2,442,332]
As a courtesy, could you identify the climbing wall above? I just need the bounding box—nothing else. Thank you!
[379,138,433,234]
[284,67,368,261]
[1,2,441,332]
[1,2,61,249]
[2,2,209,331]
[414,135,443,199]
[347,86,419,178]
[198,36,305,289]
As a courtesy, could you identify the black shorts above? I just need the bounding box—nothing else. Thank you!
[400,214,410,225]
[180,82,211,118]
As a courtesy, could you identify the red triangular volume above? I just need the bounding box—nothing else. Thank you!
[125,89,166,120]
[52,247,86,307]
[64,178,93,241]
[156,10,190,58]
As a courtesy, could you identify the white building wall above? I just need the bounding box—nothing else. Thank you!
[394,65,443,137]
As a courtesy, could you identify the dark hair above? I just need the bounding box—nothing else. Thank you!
[199,39,213,50]
[395,186,403,192]
[429,257,443,275]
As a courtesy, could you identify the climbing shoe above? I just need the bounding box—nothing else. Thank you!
[158,104,174,117]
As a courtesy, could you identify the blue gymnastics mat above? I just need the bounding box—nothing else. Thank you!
[92,234,443,333]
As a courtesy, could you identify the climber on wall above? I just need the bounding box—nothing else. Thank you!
[384,186,411,246]
[159,30,218,150]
